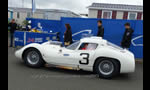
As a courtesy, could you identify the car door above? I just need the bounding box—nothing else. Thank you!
[58,43,98,67]
[76,43,98,66]
[54,41,80,67]
[57,48,80,66]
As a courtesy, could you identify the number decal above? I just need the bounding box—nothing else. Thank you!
[79,53,89,65]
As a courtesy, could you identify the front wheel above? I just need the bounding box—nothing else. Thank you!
[94,58,120,79]
[23,48,45,68]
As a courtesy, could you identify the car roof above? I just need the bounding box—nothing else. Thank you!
[80,36,107,44]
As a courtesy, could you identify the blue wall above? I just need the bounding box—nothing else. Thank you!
[26,17,143,58]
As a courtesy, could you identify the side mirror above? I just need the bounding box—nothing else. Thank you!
[60,44,63,47]
[59,49,62,52]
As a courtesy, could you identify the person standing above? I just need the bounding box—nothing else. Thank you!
[8,19,17,47]
[64,24,73,46]
[121,23,134,49]
[97,20,104,38]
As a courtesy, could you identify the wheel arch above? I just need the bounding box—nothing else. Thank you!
[93,57,121,73]
[22,47,42,59]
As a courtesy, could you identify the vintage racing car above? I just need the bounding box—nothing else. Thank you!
[15,37,135,78]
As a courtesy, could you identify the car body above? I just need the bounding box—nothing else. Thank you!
[15,37,135,78]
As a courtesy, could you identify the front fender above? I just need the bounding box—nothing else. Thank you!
[15,43,43,59]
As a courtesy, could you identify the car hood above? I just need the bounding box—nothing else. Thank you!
[42,41,62,46]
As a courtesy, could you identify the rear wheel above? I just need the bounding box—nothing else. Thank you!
[23,48,45,68]
[94,58,120,79]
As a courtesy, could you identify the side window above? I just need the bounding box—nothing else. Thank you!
[17,12,20,19]
[102,11,112,19]
[44,12,49,19]
[128,12,137,20]
[27,12,31,18]
[79,43,98,50]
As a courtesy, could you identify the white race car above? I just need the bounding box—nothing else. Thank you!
[15,37,135,78]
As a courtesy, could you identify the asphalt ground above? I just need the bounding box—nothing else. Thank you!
[8,47,143,90]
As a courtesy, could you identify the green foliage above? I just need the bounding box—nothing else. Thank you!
[22,20,28,26]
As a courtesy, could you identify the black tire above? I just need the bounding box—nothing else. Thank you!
[23,48,45,68]
[94,58,120,79]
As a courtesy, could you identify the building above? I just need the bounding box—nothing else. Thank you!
[79,14,88,18]
[8,7,81,25]
[8,8,13,21]
[87,3,143,20]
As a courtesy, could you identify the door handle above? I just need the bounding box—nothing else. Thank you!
[63,54,70,56]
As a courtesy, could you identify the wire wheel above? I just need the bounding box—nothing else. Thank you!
[98,60,114,75]
[27,51,40,65]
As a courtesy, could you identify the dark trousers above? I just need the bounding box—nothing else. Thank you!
[10,33,14,47]
[121,41,130,49]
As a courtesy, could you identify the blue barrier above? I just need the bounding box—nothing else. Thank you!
[25,18,143,58]
[14,31,57,46]
[14,31,25,46]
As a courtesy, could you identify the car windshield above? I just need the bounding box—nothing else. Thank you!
[66,41,80,50]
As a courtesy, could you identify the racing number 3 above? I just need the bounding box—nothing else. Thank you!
[79,53,89,65]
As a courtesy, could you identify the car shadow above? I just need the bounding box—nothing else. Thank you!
[16,61,132,80]
[44,66,94,75]
[43,66,131,80]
